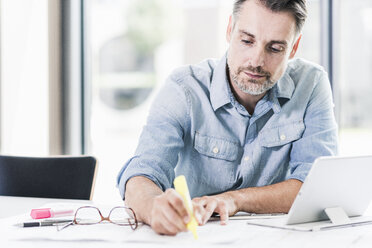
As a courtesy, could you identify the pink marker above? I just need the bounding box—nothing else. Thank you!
[30,208,74,219]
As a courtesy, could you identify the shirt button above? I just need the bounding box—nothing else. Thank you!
[280,134,286,141]
[212,147,219,154]
[244,156,250,161]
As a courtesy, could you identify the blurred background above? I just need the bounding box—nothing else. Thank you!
[1,0,371,204]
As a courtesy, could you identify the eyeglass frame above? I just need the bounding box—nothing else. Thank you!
[57,206,138,231]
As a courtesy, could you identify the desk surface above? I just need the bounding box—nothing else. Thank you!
[0,196,91,219]
[1,196,372,248]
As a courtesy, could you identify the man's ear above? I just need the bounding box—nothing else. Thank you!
[226,15,233,43]
[289,34,302,59]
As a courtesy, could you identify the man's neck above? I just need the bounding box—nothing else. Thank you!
[228,77,266,116]
[231,84,265,115]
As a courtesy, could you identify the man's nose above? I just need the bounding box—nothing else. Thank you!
[249,46,265,68]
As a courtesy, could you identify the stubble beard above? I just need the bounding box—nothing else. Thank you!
[231,66,276,96]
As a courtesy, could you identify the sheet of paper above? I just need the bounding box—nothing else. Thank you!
[209,211,287,221]
[0,202,246,246]
[126,221,244,245]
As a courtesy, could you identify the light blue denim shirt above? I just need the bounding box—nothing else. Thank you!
[117,54,338,199]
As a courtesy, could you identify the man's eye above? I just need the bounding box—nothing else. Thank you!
[270,46,283,53]
[241,40,253,45]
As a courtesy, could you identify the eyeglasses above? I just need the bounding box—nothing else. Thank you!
[57,206,138,231]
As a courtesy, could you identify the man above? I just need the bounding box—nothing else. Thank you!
[117,0,338,235]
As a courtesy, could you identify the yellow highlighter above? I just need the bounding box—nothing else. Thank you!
[173,175,198,240]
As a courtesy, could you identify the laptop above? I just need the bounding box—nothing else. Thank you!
[246,156,372,231]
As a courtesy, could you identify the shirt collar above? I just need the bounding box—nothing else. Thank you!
[210,54,231,111]
[264,70,294,114]
[275,69,295,100]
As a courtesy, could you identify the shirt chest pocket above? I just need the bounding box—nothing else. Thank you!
[194,132,240,162]
[260,121,305,147]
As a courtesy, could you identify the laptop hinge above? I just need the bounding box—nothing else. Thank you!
[324,207,351,225]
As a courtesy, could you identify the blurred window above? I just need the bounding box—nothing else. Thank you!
[88,0,233,203]
[295,0,321,64]
[336,0,372,155]
[0,0,48,155]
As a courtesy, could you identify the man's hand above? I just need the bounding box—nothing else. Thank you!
[125,177,205,236]
[149,188,204,235]
[191,179,302,225]
[192,192,238,225]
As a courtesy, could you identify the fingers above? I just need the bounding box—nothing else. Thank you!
[192,202,205,225]
[193,196,231,225]
[203,199,218,224]
[155,201,187,235]
[165,189,189,224]
[150,189,189,235]
[149,190,234,235]
[215,201,229,225]
[193,196,217,225]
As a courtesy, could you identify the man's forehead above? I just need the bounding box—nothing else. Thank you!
[235,0,297,43]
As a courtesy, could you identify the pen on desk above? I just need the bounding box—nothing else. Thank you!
[14,219,73,228]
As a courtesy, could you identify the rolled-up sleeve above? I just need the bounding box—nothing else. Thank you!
[287,70,338,182]
[116,76,190,200]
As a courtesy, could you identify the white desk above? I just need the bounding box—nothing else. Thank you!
[1,196,372,248]
[0,196,91,218]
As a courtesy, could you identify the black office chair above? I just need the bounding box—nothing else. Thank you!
[0,155,97,200]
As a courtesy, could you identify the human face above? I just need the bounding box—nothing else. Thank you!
[226,0,301,96]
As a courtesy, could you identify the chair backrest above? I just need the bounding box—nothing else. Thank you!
[0,155,97,200]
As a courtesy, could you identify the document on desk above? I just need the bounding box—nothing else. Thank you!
[126,221,245,245]
[1,216,244,245]
[209,211,286,221]
[0,202,246,245]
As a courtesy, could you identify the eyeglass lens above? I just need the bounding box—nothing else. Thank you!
[75,207,102,224]
[109,207,132,225]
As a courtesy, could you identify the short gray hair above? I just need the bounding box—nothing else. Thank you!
[233,0,308,34]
